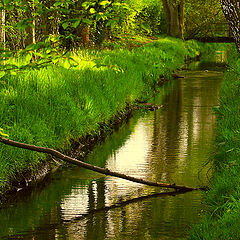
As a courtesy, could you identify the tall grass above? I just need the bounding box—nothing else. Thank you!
[187,47,240,239]
[0,38,206,193]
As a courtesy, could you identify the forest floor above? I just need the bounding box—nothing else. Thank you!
[188,46,240,239]
[0,36,226,200]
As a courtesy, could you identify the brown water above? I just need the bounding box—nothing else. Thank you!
[0,60,224,240]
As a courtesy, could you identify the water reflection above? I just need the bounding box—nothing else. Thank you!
[0,69,223,239]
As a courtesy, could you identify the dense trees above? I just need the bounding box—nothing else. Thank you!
[0,0,235,50]
[185,0,225,39]
[0,0,238,73]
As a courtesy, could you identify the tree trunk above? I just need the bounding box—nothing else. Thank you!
[0,9,5,48]
[41,4,49,41]
[162,0,185,39]
[24,0,36,47]
[162,0,171,35]
[179,0,185,40]
[220,0,240,52]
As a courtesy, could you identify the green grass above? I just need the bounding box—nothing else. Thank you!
[187,47,240,240]
[0,37,213,194]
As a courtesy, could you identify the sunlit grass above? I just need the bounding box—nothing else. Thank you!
[0,37,214,193]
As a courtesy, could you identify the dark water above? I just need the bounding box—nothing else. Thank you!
[0,56,225,240]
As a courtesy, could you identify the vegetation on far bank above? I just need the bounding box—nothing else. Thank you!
[188,47,240,239]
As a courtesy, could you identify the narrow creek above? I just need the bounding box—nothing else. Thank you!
[0,53,226,240]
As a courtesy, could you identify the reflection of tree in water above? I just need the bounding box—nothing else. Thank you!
[149,72,223,186]
[151,80,184,183]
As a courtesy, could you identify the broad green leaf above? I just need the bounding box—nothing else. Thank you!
[62,22,69,30]
[73,19,81,28]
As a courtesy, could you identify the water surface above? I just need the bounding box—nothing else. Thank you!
[0,59,224,239]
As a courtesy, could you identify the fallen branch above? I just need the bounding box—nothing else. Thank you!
[0,136,204,191]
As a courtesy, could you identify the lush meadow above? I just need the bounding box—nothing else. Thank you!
[188,47,240,239]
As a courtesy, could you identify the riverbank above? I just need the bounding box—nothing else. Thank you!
[188,47,240,239]
[0,37,226,198]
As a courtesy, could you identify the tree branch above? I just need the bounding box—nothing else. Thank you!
[0,136,206,192]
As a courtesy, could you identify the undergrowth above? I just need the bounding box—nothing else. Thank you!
[0,37,214,195]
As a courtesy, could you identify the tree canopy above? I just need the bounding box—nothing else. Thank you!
[0,0,238,76]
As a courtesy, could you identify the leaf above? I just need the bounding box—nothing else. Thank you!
[62,22,69,30]
[89,8,96,14]
[53,2,62,7]
[73,19,81,28]
[82,1,89,8]
[99,1,111,6]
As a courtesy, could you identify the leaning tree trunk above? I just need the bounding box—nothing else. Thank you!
[220,0,240,52]
[0,136,207,192]
[162,0,185,39]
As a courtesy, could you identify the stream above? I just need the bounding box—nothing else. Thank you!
[0,53,226,240]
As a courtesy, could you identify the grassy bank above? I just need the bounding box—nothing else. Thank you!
[0,37,212,195]
[188,47,240,239]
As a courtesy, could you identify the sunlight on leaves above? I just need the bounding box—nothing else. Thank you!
[0,128,9,137]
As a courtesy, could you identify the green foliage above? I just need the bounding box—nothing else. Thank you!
[124,0,165,36]
[133,2,165,35]
[0,38,202,193]
[185,0,226,38]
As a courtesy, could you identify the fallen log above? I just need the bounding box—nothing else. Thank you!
[0,136,204,192]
